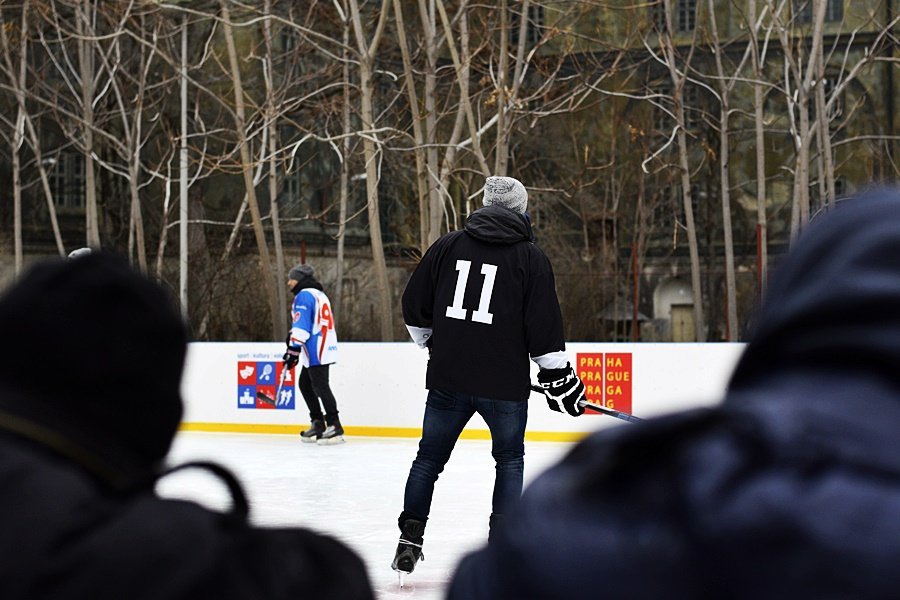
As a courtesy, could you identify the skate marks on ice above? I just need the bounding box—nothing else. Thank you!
[380,577,448,597]
[160,433,573,600]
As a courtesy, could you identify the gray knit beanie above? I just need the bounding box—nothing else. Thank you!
[288,264,314,281]
[483,176,528,214]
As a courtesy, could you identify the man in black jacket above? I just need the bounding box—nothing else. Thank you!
[392,176,585,583]
[448,188,900,599]
[0,252,373,600]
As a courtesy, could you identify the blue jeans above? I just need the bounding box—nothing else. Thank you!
[403,388,528,520]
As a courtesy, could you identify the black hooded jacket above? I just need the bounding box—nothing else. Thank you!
[403,204,566,401]
[448,189,900,599]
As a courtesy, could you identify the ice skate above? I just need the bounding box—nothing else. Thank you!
[391,540,424,586]
[391,514,426,586]
[317,419,345,445]
[299,419,324,443]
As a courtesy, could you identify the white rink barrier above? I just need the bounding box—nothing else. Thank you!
[181,342,746,442]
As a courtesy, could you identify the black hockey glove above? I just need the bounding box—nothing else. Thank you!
[537,364,586,417]
[283,346,301,369]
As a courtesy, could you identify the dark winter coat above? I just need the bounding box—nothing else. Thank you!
[402,204,566,402]
[448,189,900,599]
[0,431,373,599]
[0,253,374,600]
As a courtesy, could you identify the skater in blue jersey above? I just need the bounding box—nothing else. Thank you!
[283,264,344,445]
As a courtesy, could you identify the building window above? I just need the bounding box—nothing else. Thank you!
[649,1,694,33]
[826,0,844,21]
[650,183,678,237]
[278,134,341,231]
[511,3,544,47]
[677,0,696,32]
[653,91,671,134]
[833,177,846,198]
[278,27,298,53]
[683,84,700,130]
[653,83,699,133]
[821,75,843,129]
[48,151,85,211]
[650,1,667,32]
[794,0,843,24]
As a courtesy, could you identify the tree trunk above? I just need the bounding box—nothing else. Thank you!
[179,15,189,313]
[0,4,65,259]
[436,0,491,177]
[349,0,394,340]
[749,0,768,294]
[77,1,100,247]
[494,0,509,175]
[335,0,351,315]
[419,0,443,243]
[12,109,23,275]
[129,158,147,272]
[707,0,738,339]
[263,0,287,336]
[437,3,470,232]
[393,0,431,253]
[663,0,705,341]
[813,31,836,209]
[220,0,279,339]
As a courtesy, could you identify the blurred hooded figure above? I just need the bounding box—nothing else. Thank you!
[448,188,900,599]
[0,252,373,600]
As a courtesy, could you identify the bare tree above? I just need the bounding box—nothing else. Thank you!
[435,0,491,178]
[767,0,825,240]
[748,0,773,292]
[0,3,67,268]
[28,0,105,247]
[74,0,101,247]
[262,0,288,334]
[348,0,394,340]
[218,0,279,338]
[657,0,706,341]
[90,4,178,272]
[335,0,352,315]
[705,0,756,340]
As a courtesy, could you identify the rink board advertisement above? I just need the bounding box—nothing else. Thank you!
[577,352,632,414]
[236,358,296,410]
[180,342,745,440]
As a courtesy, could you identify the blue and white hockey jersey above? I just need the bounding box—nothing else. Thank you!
[289,288,339,367]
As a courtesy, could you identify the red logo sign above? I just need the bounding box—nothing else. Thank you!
[576,352,633,415]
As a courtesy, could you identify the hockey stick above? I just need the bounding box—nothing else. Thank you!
[255,390,276,406]
[274,364,290,402]
[256,365,291,407]
[530,384,643,424]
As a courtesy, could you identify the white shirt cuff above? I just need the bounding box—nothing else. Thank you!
[532,350,569,370]
[406,325,433,349]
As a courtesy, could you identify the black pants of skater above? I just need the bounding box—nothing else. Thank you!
[298,364,339,423]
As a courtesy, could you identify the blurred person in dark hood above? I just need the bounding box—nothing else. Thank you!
[448,187,900,599]
[0,252,373,600]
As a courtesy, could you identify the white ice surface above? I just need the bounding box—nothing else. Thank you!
[157,432,574,600]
